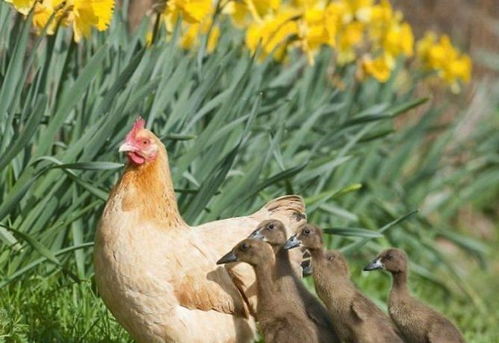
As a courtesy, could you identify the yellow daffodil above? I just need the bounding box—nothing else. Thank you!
[181,18,220,53]
[92,0,115,30]
[246,8,299,61]
[224,0,280,26]
[252,0,281,17]
[336,21,364,65]
[446,55,472,83]
[164,0,213,24]
[370,0,393,24]
[361,53,393,82]
[417,32,472,89]
[32,1,60,35]
[340,21,364,47]
[5,0,35,15]
[71,0,115,41]
[292,0,321,10]
[299,7,329,63]
[324,1,347,46]
[145,31,154,47]
[30,0,114,41]
[382,21,414,57]
[223,2,252,27]
[343,0,374,23]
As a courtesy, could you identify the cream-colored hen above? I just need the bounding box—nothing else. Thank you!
[94,119,306,343]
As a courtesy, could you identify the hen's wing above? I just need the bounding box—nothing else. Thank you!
[171,230,250,317]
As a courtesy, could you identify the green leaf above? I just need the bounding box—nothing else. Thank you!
[0,224,61,266]
[323,227,383,238]
[342,210,419,253]
[49,161,124,171]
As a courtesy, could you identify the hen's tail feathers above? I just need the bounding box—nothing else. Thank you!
[264,195,306,220]
[253,195,307,231]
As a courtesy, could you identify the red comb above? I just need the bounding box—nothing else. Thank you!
[133,117,145,131]
[126,116,146,142]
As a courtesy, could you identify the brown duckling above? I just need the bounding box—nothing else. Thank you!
[250,219,339,343]
[217,239,317,343]
[285,224,404,343]
[364,248,466,343]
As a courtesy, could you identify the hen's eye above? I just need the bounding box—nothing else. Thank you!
[142,139,149,145]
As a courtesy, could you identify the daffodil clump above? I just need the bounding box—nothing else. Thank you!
[5,0,472,89]
[6,0,114,42]
[417,32,472,91]
[161,0,471,87]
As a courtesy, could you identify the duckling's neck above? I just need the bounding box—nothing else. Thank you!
[391,270,409,297]
[274,246,294,279]
[309,247,327,277]
[254,262,279,311]
[309,247,325,260]
[310,248,349,286]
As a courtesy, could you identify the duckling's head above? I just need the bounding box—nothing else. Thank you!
[217,239,275,267]
[363,248,407,274]
[249,219,288,246]
[284,224,323,250]
[323,250,349,276]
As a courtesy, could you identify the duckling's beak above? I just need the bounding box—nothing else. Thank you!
[302,260,313,277]
[283,234,301,250]
[248,229,265,240]
[363,258,384,271]
[217,251,238,265]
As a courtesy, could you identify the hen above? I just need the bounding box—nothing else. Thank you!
[94,118,307,343]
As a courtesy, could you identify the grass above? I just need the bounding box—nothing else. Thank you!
[0,1,498,342]
[1,279,130,343]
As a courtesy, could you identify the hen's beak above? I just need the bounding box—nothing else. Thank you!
[119,142,138,153]
[217,251,238,265]
[283,234,301,250]
[363,258,384,271]
[248,230,265,240]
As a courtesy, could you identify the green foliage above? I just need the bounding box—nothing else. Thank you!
[0,2,498,342]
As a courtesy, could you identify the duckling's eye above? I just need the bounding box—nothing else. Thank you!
[385,254,392,260]
[327,255,335,261]
[304,228,311,235]
[267,224,275,230]
[240,243,250,251]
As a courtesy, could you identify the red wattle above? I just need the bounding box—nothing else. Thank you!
[128,152,145,165]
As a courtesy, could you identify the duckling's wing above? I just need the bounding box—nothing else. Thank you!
[304,298,336,331]
[350,297,370,322]
[351,298,405,342]
[427,318,466,343]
